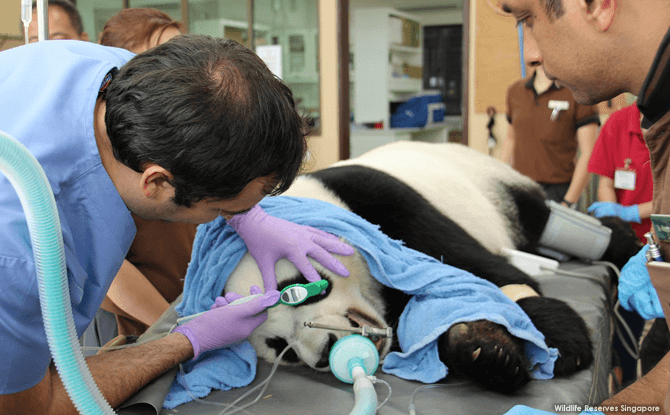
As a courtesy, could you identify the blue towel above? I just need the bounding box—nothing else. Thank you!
[165,196,558,408]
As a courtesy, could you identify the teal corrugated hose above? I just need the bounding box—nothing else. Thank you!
[0,130,116,414]
[330,335,380,414]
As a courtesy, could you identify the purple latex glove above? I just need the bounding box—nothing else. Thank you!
[173,285,280,359]
[587,201,641,223]
[228,204,355,291]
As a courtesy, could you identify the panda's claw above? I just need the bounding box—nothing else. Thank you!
[439,320,530,394]
[472,348,481,361]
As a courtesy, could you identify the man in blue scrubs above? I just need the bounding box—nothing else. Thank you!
[0,35,353,414]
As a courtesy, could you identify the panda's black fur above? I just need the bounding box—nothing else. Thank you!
[225,142,642,394]
[305,164,595,390]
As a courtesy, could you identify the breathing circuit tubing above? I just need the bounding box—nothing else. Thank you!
[0,130,116,414]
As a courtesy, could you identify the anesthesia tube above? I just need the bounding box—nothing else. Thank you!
[329,335,380,415]
[0,130,115,414]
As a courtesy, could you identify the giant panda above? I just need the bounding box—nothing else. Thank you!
[223,141,642,394]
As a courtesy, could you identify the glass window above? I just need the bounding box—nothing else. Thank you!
[188,1,250,46]
[253,0,321,130]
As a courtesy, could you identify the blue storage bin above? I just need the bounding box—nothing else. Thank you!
[390,94,443,128]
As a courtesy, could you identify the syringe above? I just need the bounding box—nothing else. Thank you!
[21,0,32,44]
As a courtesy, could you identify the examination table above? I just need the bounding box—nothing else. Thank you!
[116,261,615,415]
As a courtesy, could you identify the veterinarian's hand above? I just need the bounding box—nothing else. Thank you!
[619,245,665,320]
[228,204,355,291]
[173,285,280,359]
[587,201,641,223]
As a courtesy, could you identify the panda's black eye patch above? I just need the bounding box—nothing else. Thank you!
[265,337,300,363]
[276,274,331,307]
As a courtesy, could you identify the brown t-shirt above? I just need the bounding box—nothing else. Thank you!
[506,73,600,183]
[126,213,198,304]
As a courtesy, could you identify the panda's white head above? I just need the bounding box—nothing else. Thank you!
[223,241,391,370]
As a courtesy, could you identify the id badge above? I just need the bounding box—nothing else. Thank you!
[651,214,670,243]
[614,169,636,190]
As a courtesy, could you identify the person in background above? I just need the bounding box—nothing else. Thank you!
[587,104,652,244]
[501,65,600,207]
[96,8,190,339]
[99,8,182,53]
[586,106,651,387]
[498,0,670,413]
[25,0,89,43]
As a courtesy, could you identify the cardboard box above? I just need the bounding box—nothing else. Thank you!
[403,64,423,79]
[401,18,420,47]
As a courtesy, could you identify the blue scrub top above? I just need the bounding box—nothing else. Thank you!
[0,41,137,393]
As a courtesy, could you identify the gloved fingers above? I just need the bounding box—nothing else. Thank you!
[311,233,355,256]
[631,290,665,320]
[249,285,263,295]
[302,246,351,277]
[256,259,279,292]
[211,296,231,309]
[236,291,280,315]
[259,289,281,308]
[223,291,245,304]
[587,201,610,212]
[285,253,324,283]
[305,225,342,240]
[625,204,641,223]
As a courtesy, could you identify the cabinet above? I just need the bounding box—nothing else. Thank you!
[352,8,423,128]
[267,29,319,84]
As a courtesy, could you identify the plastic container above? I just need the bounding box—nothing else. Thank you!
[501,248,559,276]
[427,102,446,124]
[390,94,443,128]
[538,200,612,261]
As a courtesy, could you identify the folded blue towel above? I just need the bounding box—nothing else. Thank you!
[165,196,557,408]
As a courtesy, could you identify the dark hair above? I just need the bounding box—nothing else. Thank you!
[540,0,565,18]
[99,8,184,52]
[103,35,308,207]
[25,0,85,34]
[539,0,594,19]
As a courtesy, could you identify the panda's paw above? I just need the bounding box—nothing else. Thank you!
[517,296,594,375]
[438,320,530,393]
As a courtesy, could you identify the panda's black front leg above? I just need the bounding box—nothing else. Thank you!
[438,320,531,393]
[516,296,593,375]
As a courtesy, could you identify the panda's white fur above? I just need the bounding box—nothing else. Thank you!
[224,247,391,371]
[325,141,538,252]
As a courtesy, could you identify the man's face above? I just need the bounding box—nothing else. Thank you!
[502,0,621,105]
[135,176,277,225]
[28,5,88,43]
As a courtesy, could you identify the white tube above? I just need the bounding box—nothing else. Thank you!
[21,0,32,44]
[0,130,115,414]
[35,0,48,42]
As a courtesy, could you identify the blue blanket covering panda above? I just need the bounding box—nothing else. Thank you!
[165,196,558,409]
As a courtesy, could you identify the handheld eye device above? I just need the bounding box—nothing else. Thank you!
[176,280,329,325]
[271,279,328,308]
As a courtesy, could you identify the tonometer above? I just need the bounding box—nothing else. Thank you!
[177,280,329,325]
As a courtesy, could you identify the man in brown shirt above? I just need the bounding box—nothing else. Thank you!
[501,66,600,206]
[498,0,670,413]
